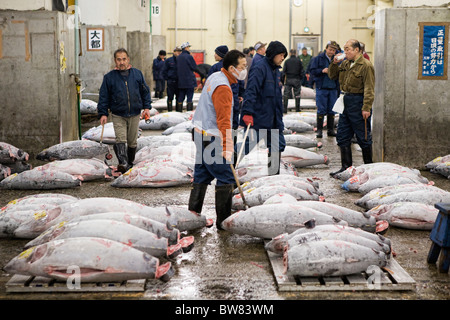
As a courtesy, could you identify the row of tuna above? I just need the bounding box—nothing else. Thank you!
[334,162,450,230]
[1,194,211,283]
[425,154,450,179]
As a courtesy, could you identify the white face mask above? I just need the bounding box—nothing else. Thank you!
[233,67,247,81]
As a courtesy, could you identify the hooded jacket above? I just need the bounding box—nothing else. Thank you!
[240,41,287,131]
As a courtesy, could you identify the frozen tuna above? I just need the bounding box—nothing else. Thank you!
[355,184,450,209]
[162,121,194,135]
[282,119,314,133]
[425,154,450,170]
[36,140,110,161]
[283,240,388,277]
[3,237,174,282]
[0,164,11,181]
[24,219,183,259]
[367,202,439,230]
[81,122,116,144]
[70,212,180,245]
[281,146,329,168]
[0,142,29,164]
[33,158,113,181]
[139,112,188,130]
[222,203,347,239]
[111,161,193,188]
[284,134,322,149]
[232,185,323,210]
[265,224,391,255]
[0,170,81,190]
[295,201,376,232]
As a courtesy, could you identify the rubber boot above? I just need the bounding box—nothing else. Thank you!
[167,101,173,112]
[215,184,233,230]
[362,146,373,164]
[176,102,183,113]
[155,91,160,99]
[330,145,352,177]
[127,146,137,167]
[327,114,336,137]
[159,91,164,99]
[187,102,194,111]
[316,114,324,138]
[283,96,289,114]
[295,98,301,112]
[113,143,129,174]
[268,151,281,176]
[188,183,208,214]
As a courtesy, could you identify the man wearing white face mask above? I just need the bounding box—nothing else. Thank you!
[190,50,247,230]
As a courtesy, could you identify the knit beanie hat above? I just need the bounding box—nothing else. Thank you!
[215,45,229,58]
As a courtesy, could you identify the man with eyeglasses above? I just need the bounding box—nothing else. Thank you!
[328,39,375,177]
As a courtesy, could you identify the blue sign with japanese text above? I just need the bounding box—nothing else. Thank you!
[421,25,446,77]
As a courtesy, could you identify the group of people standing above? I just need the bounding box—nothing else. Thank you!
[96,38,375,231]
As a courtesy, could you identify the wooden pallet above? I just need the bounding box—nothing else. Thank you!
[5,274,146,293]
[266,244,416,292]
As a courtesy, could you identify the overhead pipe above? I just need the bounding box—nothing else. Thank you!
[234,0,246,51]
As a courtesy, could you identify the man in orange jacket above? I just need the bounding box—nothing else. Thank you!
[189,50,247,230]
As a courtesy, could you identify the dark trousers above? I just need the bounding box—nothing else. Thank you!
[336,94,372,149]
[178,87,194,104]
[283,78,302,100]
[193,131,235,186]
[316,88,338,115]
[155,79,165,93]
[234,128,286,175]
[166,80,178,102]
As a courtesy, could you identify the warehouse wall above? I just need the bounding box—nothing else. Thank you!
[0,10,77,161]
[373,7,450,167]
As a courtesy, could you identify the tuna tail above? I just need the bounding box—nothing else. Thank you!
[304,219,316,229]
[156,262,175,282]
[165,207,179,230]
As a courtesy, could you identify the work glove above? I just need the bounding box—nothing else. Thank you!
[242,114,254,126]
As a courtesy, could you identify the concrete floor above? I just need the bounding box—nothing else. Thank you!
[0,105,449,301]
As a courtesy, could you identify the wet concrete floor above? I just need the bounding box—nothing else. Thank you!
[0,109,449,301]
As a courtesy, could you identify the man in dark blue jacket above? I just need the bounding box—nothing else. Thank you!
[238,41,287,175]
[152,50,166,99]
[309,41,340,138]
[98,48,152,173]
[162,47,182,112]
[176,42,197,112]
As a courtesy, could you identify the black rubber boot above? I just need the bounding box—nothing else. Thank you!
[188,183,208,214]
[176,102,183,112]
[283,97,289,114]
[330,145,352,177]
[167,101,173,112]
[127,146,137,167]
[215,184,233,230]
[327,114,336,136]
[295,98,301,112]
[316,114,324,138]
[362,146,373,164]
[113,143,129,174]
[187,102,194,111]
[159,91,164,99]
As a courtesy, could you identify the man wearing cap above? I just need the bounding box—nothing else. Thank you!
[189,50,247,230]
[309,40,340,138]
[152,50,166,99]
[328,39,375,177]
[162,47,182,112]
[238,41,288,176]
[176,42,198,112]
[250,41,267,69]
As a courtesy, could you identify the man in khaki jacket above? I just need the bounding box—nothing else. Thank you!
[328,39,375,177]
